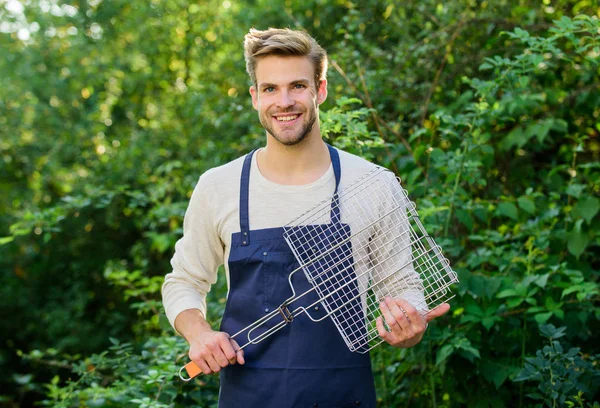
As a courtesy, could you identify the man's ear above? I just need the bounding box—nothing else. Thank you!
[316,79,327,105]
[249,86,258,110]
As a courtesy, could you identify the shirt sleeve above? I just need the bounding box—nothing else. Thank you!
[162,171,224,330]
[369,171,428,314]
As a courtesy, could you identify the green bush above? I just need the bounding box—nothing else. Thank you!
[1,1,598,407]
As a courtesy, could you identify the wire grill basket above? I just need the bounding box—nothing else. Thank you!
[282,167,457,352]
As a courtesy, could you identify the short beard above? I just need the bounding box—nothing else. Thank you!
[261,112,317,147]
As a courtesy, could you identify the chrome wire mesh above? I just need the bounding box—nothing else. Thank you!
[282,167,458,352]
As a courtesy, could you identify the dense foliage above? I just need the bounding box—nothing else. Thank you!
[1,1,599,407]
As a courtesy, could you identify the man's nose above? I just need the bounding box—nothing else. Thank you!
[276,89,294,109]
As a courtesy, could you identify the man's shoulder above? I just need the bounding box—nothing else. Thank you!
[335,147,401,191]
[337,148,379,168]
[198,154,247,186]
[336,148,382,177]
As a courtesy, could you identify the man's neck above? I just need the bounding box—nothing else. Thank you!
[257,134,331,186]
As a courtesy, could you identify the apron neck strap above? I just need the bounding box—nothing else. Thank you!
[238,149,257,245]
[327,144,343,225]
[238,144,343,244]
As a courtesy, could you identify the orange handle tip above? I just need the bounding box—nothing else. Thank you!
[179,361,201,381]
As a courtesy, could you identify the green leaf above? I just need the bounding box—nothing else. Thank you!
[497,289,519,298]
[455,209,474,231]
[419,205,450,220]
[507,298,524,308]
[336,97,363,107]
[12,374,33,385]
[517,196,536,215]
[534,312,553,324]
[574,197,599,224]
[413,144,428,161]
[436,344,455,366]
[561,282,599,299]
[481,316,497,330]
[481,361,512,389]
[499,126,524,151]
[567,228,588,258]
[565,184,585,198]
[524,120,553,145]
[539,324,566,339]
[429,148,446,163]
[551,119,568,133]
[534,274,550,289]
[0,236,14,246]
[88,399,107,407]
[456,341,481,359]
[497,202,519,220]
[465,300,484,317]
[479,62,494,70]
[513,27,530,39]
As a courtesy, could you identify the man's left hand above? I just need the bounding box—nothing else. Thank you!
[376,297,450,348]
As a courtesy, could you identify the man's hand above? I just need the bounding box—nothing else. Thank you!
[175,309,244,375]
[188,329,244,375]
[376,297,450,348]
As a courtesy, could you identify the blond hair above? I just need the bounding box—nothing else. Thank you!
[244,28,328,88]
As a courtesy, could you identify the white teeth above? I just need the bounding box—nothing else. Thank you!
[276,115,299,122]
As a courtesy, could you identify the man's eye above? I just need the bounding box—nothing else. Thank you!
[264,87,275,93]
[294,84,306,89]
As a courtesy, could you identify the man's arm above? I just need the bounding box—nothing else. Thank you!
[369,171,450,347]
[175,308,244,374]
[162,172,242,374]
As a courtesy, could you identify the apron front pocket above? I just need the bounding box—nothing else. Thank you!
[261,251,297,312]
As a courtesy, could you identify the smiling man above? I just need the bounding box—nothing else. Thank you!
[162,28,450,408]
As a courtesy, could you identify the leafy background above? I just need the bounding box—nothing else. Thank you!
[1,0,599,407]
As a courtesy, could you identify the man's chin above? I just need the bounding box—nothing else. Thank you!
[268,130,309,146]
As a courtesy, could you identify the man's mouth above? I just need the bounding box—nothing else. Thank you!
[274,114,301,123]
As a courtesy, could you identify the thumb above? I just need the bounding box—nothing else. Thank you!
[425,303,451,323]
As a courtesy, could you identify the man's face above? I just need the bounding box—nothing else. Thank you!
[250,55,327,146]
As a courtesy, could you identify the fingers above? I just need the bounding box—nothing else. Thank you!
[189,332,243,375]
[218,335,238,365]
[379,297,405,332]
[193,358,212,375]
[376,316,392,343]
[230,338,245,365]
[378,297,428,348]
[399,299,427,331]
[205,354,223,373]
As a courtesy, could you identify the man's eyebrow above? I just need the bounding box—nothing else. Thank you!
[290,79,310,85]
[258,79,311,89]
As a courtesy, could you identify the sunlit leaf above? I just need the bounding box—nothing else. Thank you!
[517,196,536,215]
[567,229,588,258]
[497,202,519,220]
[574,197,599,224]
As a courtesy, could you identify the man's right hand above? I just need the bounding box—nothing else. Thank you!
[175,309,245,375]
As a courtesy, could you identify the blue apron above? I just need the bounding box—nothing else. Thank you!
[219,145,376,408]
